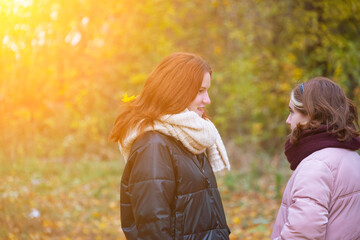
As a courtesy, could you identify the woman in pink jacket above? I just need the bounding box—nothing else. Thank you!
[271,77,360,240]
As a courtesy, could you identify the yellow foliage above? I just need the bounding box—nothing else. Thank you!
[98,221,107,230]
[287,53,296,63]
[42,219,56,228]
[211,1,219,8]
[293,68,303,80]
[7,233,15,240]
[130,73,147,85]
[92,212,100,218]
[334,65,342,78]
[214,45,223,56]
[13,108,31,121]
[121,93,136,103]
[279,82,289,92]
[251,123,263,136]
[232,216,241,224]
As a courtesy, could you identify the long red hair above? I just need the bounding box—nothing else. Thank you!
[108,52,212,144]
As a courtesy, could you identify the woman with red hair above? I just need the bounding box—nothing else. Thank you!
[109,52,231,239]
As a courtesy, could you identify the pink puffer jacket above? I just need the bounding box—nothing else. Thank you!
[272,148,360,240]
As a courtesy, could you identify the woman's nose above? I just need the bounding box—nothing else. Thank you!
[203,92,211,104]
[286,114,291,125]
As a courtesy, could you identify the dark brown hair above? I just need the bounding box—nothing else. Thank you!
[108,52,212,144]
[290,76,360,143]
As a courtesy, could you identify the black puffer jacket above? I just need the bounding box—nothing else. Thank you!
[120,131,230,239]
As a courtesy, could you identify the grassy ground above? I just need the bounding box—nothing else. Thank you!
[0,155,291,239]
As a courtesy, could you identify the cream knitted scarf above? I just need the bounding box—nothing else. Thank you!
[119,110,230,172]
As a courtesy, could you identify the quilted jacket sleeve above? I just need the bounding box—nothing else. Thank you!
[127,139,176,239]
[279,159,333,239]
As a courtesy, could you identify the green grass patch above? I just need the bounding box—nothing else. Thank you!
[0,158,124,239]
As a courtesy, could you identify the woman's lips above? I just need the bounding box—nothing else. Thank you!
[197,108,205,115]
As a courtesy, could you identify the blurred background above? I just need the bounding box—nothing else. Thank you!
[1,0,359,239]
